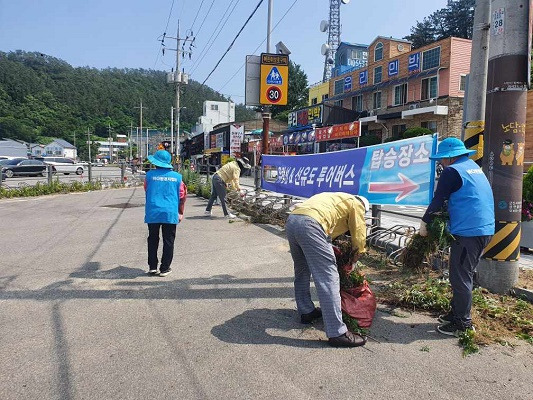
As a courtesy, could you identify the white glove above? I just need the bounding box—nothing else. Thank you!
[419,221,428,237]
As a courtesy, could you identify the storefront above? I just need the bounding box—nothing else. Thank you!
[315,120,361,153]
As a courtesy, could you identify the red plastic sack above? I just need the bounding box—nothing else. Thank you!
[340,281,377,328]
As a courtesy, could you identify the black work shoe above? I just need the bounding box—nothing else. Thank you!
[300,307,322,324]
[159,268,172,277]
[437,321,475,337]
[328,331,367,348]
[438,312,454,324]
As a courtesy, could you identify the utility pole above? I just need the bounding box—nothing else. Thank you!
[134,100,147,160]
[129,122,133,161]
[461,0,491,166]
[87,128,91,162]
[261,0,273,158]
[171,106,174,154]
[478,0,531,294]
[165,21,192,167]
[108,123,113,163]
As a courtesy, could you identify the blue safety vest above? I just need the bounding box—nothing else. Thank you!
[447,157,494,236]
[144,168,182,224]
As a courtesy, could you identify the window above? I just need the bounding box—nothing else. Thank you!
[334,100,343,107]
[421,76,438,100]
[352,95,363,112]
[392,124,406,137]
[322,93,329,101]
[393,83,408,106]
[459,75,467,91]
[372,91,382,109]
[374,66,382,84]
[334,79,344,95]
[374,42,383,62]
[311,97,318,105]
[210,104,219,111]
[422,121,438,132]
[422,47,440,70]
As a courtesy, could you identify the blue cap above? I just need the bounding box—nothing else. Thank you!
[147,150,173,169]
[430,137,476,160]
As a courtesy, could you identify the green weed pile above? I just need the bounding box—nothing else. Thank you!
[401,215,454,270]
[333,235,368,335]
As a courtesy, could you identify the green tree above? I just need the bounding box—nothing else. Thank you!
[404,0,475,49]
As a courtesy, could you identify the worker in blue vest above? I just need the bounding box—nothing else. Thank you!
[144,150,187,277]
[420,137,494,336]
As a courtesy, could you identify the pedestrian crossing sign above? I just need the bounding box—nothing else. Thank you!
[266,67,283,85]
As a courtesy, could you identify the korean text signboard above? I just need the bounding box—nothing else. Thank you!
[315,121,361,142]
[260,53,289,105]
[262,135,437,206]
[288,105,323,129]
[229,124,244,156]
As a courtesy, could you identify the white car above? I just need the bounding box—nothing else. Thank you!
[39,157,85,175]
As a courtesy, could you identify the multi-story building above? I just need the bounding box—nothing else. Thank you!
[191,100,235,136]
[326,36,471,141]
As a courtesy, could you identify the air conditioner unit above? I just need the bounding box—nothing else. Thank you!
[368,110,375,116]
[408,104,420,110]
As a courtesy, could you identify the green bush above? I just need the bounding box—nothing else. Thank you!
[0,180,102,199]
[358,134,381,147]
[403,127,433,139]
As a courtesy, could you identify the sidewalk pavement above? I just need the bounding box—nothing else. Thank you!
[0,188,531,400]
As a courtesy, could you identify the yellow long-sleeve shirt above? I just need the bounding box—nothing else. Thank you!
[291,192,367,253]
[215,161,241,190]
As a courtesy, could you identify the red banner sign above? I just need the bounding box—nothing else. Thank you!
[315,121,361,142]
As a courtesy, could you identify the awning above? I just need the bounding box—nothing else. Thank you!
[204,147,223,154]
[402,105,449,119]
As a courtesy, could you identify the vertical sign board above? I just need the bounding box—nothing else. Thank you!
[229,124,244,156]
[245,55,261,106]
[260,53,289,106]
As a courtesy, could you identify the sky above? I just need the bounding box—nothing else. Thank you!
[0,0,449,104]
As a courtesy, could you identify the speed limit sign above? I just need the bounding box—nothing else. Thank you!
[266,86,282,103]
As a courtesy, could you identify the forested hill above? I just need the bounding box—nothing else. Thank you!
[0,51,254,143]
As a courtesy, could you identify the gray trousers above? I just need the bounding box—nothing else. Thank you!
[285,214,347,338]
[449,235,492,328]
[206,174,229,215]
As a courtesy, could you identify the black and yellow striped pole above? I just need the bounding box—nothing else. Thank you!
[477,0,529,294]
[463,121,484,166]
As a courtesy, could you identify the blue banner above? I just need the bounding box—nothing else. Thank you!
[388,59,399,76]
[262,135,437,206]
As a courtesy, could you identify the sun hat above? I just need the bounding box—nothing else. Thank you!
[147,150,173,169]
[354,195,370,212]
[429,137,476,160]
[236,156,251,169]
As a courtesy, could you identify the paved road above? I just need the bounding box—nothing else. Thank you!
[0,188,531,400]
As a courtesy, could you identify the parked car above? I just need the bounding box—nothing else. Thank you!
[36,157,85,175]
[0,158,47,178]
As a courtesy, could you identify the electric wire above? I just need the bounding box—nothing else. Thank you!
[201,0,264,85]
[194,0,216,39]
[217,0,299,93]
[189,0,206,33]
[153,0,176,69]
[188,0,239,74]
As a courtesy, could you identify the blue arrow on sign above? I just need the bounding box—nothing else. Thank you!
[266,67,283,85]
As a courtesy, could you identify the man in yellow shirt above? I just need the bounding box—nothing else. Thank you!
[286,192,369,347]
[205,158,250,218]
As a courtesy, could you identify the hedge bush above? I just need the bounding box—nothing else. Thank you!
[0,180,103,199]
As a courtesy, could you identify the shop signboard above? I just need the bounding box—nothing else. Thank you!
[315,121,360,142]
[260,53,289,105]
[210,134,217,149]
[288,105,323,129]
[262,134,437,206]
[408,53,420,73]
[282,129,315,145]
[216,133,224,148]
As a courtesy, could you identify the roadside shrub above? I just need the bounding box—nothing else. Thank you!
[402,127,433,139]
[358,134,381,147]
[0,180,103,199]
